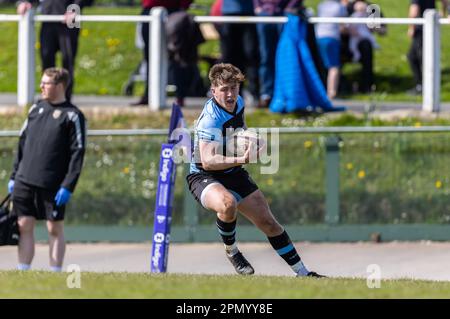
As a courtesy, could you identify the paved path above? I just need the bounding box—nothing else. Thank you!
[1,242,450,281]
[1,94,450,117]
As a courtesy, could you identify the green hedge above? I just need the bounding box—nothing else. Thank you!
[1,131,449,226]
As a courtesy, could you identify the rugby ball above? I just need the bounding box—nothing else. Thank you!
[226,129,264,157]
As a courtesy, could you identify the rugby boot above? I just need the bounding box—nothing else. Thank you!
[306,271,326,278]
[227,251,255,275]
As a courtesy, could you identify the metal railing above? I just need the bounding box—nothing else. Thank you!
[0,8,444,112]
[2,125,450,137]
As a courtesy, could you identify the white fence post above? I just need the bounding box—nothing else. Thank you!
[149,7,168,111]
[423,9,440,113]
[17,9,35,107]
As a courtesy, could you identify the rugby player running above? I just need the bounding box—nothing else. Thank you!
[186,63,324,277]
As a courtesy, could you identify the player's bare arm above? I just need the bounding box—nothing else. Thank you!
[199,140,252,171]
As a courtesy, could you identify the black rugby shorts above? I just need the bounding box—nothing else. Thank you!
[12,180,65,221]
[186,168,258,207]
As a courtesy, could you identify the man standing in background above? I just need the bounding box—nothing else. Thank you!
[131,0,193,106]
[17,0,94,102]
[407,0,448,95]
[253,0,301,108]
[315,0,347,99]
[8,68,86,272]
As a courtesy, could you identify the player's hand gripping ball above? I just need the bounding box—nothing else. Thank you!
[227,129,266,158]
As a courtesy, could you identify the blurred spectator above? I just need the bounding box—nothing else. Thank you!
[340,0,386,94]
[315,0,347,99]
[131,0,192,106]
[298,2,329,88]
[17,0,94,102]
[210,0,223,37]
[220,0,259,107]
[254,0,301,108]
[407,0,449,95]
[166,10,206,105]
[211,0,223,18]
[348,2,379,64]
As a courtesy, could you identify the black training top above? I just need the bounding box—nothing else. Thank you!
[11,100,87,192]
[411,0,436,34]
[411,0,436,17]
[26,0,94,15]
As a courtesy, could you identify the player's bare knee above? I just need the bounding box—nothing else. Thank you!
[47,223,63,237]
[47,228,59,238]
[18,218,34,233]
[217,211,237,223]
[218,196,237,218]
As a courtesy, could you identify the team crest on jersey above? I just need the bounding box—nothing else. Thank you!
[52,109,62,119]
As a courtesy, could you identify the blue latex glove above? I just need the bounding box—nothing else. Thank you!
[8,180,14,194]
[54,187,72,206]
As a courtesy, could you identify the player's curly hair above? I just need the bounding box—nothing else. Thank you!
[208,63,245,87]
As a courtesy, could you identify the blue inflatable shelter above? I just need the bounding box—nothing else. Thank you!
[270,14,346,113]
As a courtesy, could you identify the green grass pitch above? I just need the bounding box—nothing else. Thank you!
[1,271,449,298]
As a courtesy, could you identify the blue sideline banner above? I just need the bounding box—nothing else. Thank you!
[150,143,176,273]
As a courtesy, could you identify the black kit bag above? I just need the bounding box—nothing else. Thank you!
[0,194,19,246]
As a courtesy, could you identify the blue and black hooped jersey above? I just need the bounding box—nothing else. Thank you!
[190,95,246,174]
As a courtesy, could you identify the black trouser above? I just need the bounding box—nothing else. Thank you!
[219,20,259,100]
[40,23,79,102]
[408,32,423,87]
[306,22,327,87]
[141,8,151,100]
[356,39,374,93]
[141,7,187,101]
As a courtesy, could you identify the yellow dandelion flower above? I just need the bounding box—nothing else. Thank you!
[106,38,121,48]
[304,140,313,149]
[123,167,130,174]
[414,122,422,127]
[346,163,353,170]
[106,38,115,47]
[358,170,366,179]
[436,180,442,189]
[267,178,274,186]
[81,29,89,37]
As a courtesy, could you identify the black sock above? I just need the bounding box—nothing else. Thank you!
[216,218,236,246]
[268,230,301,266]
